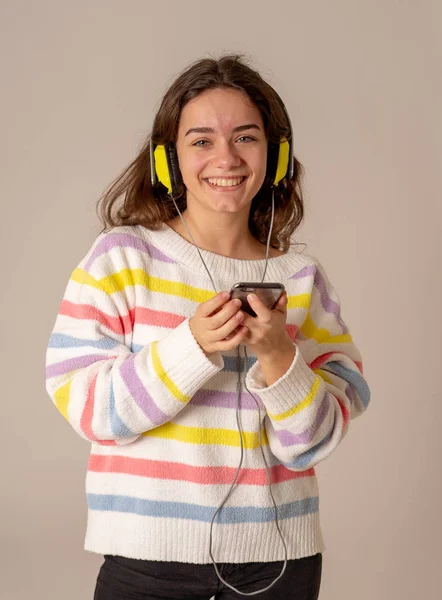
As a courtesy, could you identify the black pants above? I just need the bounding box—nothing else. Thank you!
[94,553,322,600]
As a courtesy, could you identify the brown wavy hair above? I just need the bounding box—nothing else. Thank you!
[97,54,305,251]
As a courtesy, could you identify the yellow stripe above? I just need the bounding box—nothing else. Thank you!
[73,267,215,303]
[143,421,269,449]
[73,268,312,312]
[54,380,72,421]
[71,268,102,290]
[313,368,333,385]
[300,311,353,345]
[287,293,311,310]
[267,376,322,421]
[151,342,190,404]
[287,294,351,344]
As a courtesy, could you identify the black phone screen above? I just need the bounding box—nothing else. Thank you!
[229,283,285,316]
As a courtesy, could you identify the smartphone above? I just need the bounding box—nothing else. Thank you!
[229,282,285,316]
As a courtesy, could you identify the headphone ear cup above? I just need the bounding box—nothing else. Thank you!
[166,143,183,196]
[265,138,292,188]
[273,138,290,186]
[265,142,280,188]
[153,144,173,194]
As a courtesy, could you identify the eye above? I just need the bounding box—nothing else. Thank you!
[236,136,256,143]
[192,139,210,147]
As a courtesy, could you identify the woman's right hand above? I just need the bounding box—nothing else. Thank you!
[189,292,248,355]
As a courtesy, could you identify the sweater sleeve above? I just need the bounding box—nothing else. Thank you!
[45,240,223,446]
[245,259,371,471]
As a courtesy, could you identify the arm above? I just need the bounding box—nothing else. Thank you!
[245,260,370,470]
[45,253,223,446]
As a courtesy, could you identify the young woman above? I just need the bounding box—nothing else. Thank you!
[46,55,370,599]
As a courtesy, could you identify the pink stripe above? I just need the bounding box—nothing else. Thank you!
[286,324,299,341]
[60,301,185,336]
[130,307,185,328]
[60,300,129,335]
[309,352,334,369]
[80,373,116,446]
[309,353,351,432]
[88,455,315,485]
[337,396,350,432]
[310,352,364,376]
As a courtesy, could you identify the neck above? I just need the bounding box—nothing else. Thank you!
[168,209,270,260]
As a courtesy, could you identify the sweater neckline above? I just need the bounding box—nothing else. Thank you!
[136,224,310,286]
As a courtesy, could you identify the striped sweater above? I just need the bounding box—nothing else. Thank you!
[45,223,370,563]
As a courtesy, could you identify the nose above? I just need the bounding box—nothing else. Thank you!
[213,140,242,170]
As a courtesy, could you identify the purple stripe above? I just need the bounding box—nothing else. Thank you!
[84,233,175,271]
[290,265,316,280]
[346,382,355,403]
[275,392,331,447]
[119,354,168,426]
[313,268,348,333]
[191,389,265,411]
[46,354,107,378]
[291,265,347,333]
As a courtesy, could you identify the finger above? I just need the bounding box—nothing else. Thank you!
[207,299,242,330]
[247,293,272,323]
[199,291,230,318]
[224,327,239,341]
[240,313,256,330]
[219,326,249,349]
[212,309,245,340]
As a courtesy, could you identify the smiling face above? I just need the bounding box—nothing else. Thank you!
[175,87,267,220]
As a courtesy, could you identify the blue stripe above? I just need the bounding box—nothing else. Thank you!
[49,334,135,437]
[223,355,257,373]
[109,382,134,438]
[87,494,318,523]
[284,425,335,470]
[283,414,336,471]
[324,361,371,409]
[48,333,120,351]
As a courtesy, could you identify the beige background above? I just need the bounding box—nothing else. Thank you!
[1,1,441,598]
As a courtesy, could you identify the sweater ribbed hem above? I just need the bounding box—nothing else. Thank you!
[84,510,325,563]
[155,319,224,396]
[246,345,319,416]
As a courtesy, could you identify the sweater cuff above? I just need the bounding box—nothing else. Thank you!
[245,344,319,417]
[155,319,224,399]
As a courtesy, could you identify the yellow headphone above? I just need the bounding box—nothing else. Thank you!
[150,107,294,195]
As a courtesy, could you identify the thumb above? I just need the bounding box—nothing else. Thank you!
[275,291,288,312]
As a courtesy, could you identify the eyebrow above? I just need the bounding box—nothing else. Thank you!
[184,123,261,137]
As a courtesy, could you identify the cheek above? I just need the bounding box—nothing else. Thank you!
[179,154,206,185]
[251,148,268,183]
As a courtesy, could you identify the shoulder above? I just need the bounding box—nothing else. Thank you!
[79,225,175,279]
[279,243,319,279]
[281,246,339,297]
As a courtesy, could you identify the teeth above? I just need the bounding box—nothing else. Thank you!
[207,177,244,187]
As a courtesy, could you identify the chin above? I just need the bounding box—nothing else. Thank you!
[211,198,252,213]
[187,184,260,215]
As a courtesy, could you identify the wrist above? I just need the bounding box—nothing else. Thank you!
[256,337,295,364]
[255,340,295,387]
[189,318,211,356]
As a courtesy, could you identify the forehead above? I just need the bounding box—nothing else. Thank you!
[178,88,264,133]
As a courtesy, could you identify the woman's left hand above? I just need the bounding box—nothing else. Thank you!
[239,292,295,385]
